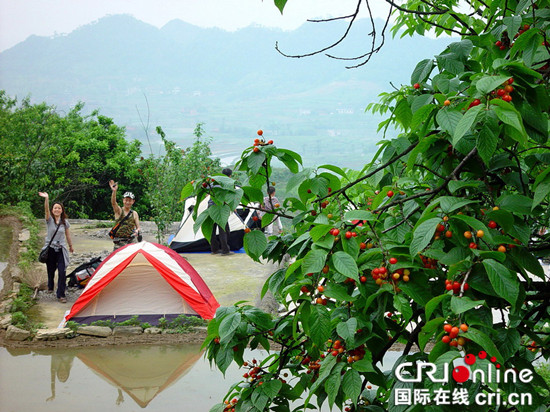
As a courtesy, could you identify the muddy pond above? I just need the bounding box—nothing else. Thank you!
[0,344,404,412]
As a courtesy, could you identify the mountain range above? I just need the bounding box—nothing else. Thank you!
[0,14,452,167]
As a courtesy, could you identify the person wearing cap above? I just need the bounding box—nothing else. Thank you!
[109,180,141,250]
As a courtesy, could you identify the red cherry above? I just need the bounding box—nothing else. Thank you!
[389,257,398,265]
[464,354,476,365]
[413,83,420,89]
[488,221,497,229]
[387,190,394,197]
[345,231,352,239]
[257,129,263,136]
[332,229,340,236]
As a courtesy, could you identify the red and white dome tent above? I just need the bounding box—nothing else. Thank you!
[62,241,219,326]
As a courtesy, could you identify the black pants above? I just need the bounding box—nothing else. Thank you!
[211,223,230,254]
[46,247,66,299]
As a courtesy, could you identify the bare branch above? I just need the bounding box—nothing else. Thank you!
[275,0,363,59]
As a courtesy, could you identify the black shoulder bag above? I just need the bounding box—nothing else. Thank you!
[109,210,133,239]
[39,221,61,263]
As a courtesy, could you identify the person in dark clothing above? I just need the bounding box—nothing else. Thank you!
[209,168,233,255]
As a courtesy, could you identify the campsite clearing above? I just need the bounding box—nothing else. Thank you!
[0,219,279,348]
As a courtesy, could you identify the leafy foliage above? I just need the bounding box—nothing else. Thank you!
[0,94,220,230]
[144,123,220,242]
[194,1,550,410]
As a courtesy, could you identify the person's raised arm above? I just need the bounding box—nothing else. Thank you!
[38,192,50,221]
[109,180,122,219]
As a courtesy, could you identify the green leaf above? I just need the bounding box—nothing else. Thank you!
[462,328,504,364]
[219,312,242,344]
[439,196,478,213]
[436,109,462,134]
[310,224,333,242]
[342,369,362,406]
[492,103,527,144]
[497,194,533,215]
[448,180,482,193]
[260,379,282,399]
[503,16,522,38]
[243,230,268,260]
[208,204,231,229]
[494,328,520,361]
[344,210,376,221]
[411,59,434,84]
[325,363,344,408]
[410,218,441,256]
[252,390,269,411]
[411,104,436,131]
[303,249,328,274]
[483,259,520,306]
[215,346,233,374]
[450,296,485,314]
[509,248,545,279]
[324,283,356,302]
[393,294,413,321]
[274,0,287,14]
[351,351,375,372]
[393,99,412,130]
[477,122,499,166]
[451,214,494,243]
[331,251,359,281]
[419,317,444,351]
[425,294,449,320]
[309,304,331,348]
[533,180,550,210]
[411,94,434,114]
[476,75,512,94]
[337,318,358,348]
[453,105,483,145]
[319,164,348,179]
[247,151,266,174]
[180,181,194,201]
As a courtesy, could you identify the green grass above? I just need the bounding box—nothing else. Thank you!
[72,314,207,334]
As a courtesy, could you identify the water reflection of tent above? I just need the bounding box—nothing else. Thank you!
[76,345,203,408]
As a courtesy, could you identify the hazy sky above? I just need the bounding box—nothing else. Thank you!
[0,0,391,52]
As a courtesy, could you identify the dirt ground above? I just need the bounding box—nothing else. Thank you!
[0,217,278,349]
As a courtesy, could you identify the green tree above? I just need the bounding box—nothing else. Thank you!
[144,123,220,242]
[0,92,144,219]
[190,1,549,411]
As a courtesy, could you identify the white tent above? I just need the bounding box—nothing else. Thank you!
[169,196,259,253]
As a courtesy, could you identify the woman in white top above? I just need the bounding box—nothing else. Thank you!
[38,192,74,303]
